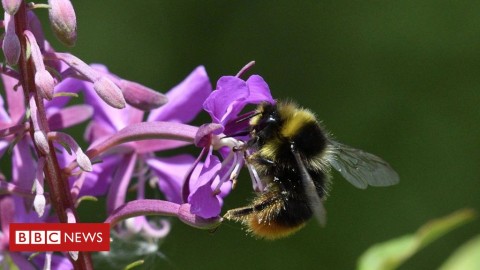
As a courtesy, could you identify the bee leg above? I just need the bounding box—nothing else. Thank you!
[246,153,275,166]
[254,157,275,166]
[224,205,254,221]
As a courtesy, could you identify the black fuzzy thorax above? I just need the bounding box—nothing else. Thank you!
[249,102,329,217]
[252,102,328,171]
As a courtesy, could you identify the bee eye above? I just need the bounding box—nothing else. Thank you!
[267,116,276,123]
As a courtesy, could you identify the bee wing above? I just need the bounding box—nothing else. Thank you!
[329,141,400,189]
[291,145,327,226]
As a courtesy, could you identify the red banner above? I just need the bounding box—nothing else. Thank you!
[9,223,110,251]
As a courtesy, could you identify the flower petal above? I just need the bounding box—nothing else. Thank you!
[47,104,93,130]
[46,76,86,110]
[188,154,223,218]
[0,196,15,235]
[194,123,223,147]
[203,76,249,124]
[9,252,36,270]
[1,72,24,122]
[12,138,36,188]
[106,153,137,214]
[0,93,10,122]
[72,155,119,197]
[188,184,221,219]
[245,75,275,104]
[146,154,196,204]
[148,66,211,123]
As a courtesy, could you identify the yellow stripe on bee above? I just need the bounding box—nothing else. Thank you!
[258,140,280,160]
[279,106,317,139]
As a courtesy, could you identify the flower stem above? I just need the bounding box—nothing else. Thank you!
[13,3,92,269]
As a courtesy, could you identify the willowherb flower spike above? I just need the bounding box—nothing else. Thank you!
[2,12,21,65]
[2,0,21,15]
[25,31,55,100]
[48,0,77,47]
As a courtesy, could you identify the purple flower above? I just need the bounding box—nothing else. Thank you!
[82,65,212,239]
[1,0,279,267]
[184,63,274,219]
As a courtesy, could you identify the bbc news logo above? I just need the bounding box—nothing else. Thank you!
[10,223,110,251]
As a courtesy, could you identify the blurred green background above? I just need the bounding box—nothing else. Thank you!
[47,1,480,269]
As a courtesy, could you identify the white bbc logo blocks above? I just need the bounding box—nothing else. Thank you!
[15,231,61,244]
[15,231,30,244]
[47,231,61,244]
[10,223,110,251]
[31,231,45,244]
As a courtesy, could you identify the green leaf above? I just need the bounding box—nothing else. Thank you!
[439,234,480,270]
[124,260,145,270]
[357,209,476,270]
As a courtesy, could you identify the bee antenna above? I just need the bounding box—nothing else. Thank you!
[235,111,260,124]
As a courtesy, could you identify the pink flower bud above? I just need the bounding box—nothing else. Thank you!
[35,70,55,100]
[93,77,126,109]
[34,130,50,155]
[119,79,168,110]
[2,13,20,65]
[33,194,46,217]
[2,0,21,15]
[48,0,77,47]
[48,131,93,172]
[25,31,55,100]
[33,157,46,217]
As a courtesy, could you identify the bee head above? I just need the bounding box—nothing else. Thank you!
[250,102,281,137]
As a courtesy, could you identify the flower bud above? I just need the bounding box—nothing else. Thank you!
[93,77,126,109]
[25,31,56,100]
[48,0,77,46]
[33,194,46,217]
[34,130,50,155]
[2,13,20,65]
[2,0,21,15]
[34,157,46,217]
[35,70,55,100]
[119,79,168,110]
[48,131,93,172]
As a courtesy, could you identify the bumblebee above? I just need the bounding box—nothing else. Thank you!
[224,101,399,239]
